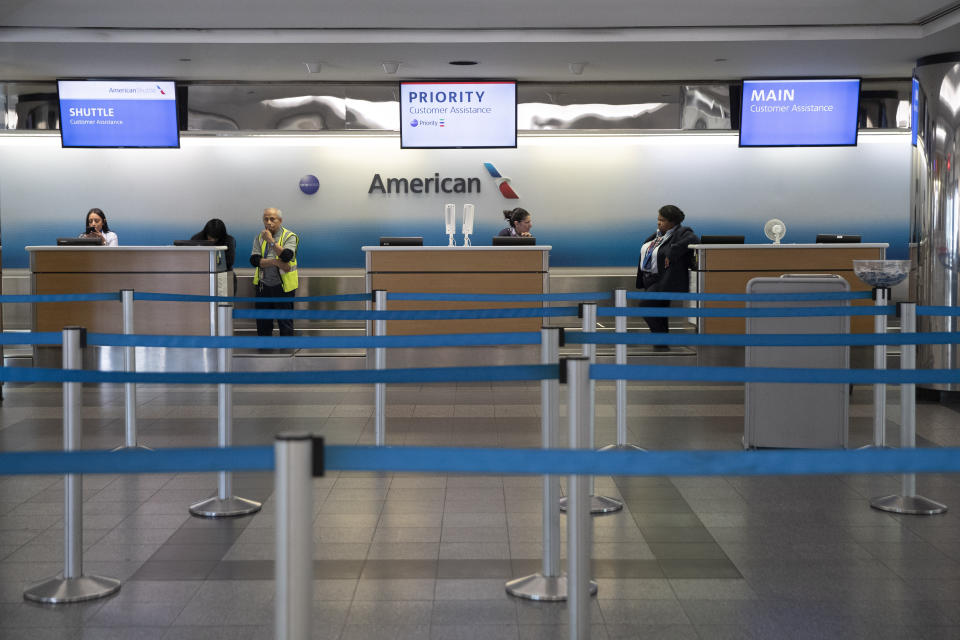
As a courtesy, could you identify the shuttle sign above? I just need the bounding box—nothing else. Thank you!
[58,80,179,148]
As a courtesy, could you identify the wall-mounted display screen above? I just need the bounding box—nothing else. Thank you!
[58,80,179,148]
[911,77,919,147]
[400,80,516,149]
[739,78,860,147]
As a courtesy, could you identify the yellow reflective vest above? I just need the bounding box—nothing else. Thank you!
[252,227,298,292]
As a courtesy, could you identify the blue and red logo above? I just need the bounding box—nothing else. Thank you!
[483,162,520,199]
[156,85,166,95]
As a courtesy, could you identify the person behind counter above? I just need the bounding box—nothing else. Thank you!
[191,218,236,271]
[635,204,698,341]
[81,208,118,246]
[498,208,532,237]
[250,207,299,337]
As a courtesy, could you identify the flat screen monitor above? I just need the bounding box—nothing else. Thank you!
[58,79,180,148]
[816,234,862,243]
[492,236,536,246]
[400,80,517,149]
[379,236,423,246]
[739,78,860,147]
[699,235,746,244]
[173,239,216,246]
[57,237,102,246]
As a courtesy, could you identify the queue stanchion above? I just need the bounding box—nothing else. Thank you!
[860,286,891,449]
[601,288,644,453]
[190,303,262,517]
[565,357,595,640]
[870,302,947,515]
[275,433,316,640]
[114,289,149,451]
[373,290,387,446]
[560,303,623,515]
[24,327,121,604]
[506,329,596,601]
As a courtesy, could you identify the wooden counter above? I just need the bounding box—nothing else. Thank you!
[364,246,550,335]
[28,246,228,335]
[692,243,887,334]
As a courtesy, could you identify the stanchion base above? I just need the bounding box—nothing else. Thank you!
[189,495,262,518]
[111,444,153,452]
[598,443,647,452]
[870,494,948,515]
[559,495,623,515]
[857,444,891,450]
[505,573,598,601]
[24,574,120,604]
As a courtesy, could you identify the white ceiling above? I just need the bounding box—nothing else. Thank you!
[1,0,959,82]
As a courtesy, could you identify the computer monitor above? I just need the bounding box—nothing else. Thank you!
[56,237,102,246]
[173,239,216,246]
[379,236,423,246]
[492,236,536,246]
[815,234,862,243]
[699,235,745,244]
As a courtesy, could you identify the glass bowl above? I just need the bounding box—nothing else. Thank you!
[852,260,911,287]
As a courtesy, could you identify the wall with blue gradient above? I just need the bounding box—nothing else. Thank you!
[0,131,910,270]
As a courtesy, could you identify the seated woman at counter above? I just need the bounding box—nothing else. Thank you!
[498,208,533,237]
[636,204,698,341]
[191,218,236,271]
[81,208,118,246]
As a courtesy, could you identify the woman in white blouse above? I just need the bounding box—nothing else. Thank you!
[82,208,118,246]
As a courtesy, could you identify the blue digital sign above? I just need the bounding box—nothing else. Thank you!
[58,80,179,148]
[911,77,919,147]
[739,79,861,147]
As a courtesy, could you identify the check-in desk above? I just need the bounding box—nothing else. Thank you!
[28,245,229,336]
[692,243,887,334]
[363,246,550,335]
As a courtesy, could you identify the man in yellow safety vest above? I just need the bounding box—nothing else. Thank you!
[250,207,299,336]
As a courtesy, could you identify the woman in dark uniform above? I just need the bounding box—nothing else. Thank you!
[636,204,698,336]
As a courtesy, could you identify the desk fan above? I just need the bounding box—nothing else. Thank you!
[763,218,786,245]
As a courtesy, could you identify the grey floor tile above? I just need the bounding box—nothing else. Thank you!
[346,600,432,626]
[431,598,518,625]
[354,578,436,601]
[437,559,513,579]
[361,559,437,579]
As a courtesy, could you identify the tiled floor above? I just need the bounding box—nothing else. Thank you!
[2,370,960,639]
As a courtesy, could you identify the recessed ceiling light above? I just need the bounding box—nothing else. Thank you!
[449,60,478,66]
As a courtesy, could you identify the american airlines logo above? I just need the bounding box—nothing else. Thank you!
[483,163,520,199]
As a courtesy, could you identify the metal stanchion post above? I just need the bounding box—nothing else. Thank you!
[506,329,597,601]
[566,357,594,640]
[275,433,315,640]
[863,286,890,448]
[560,303,623,515]
[24,327,121,604]
[601,288,644,452]
[114,289,149,451]
[373,290,387,447]
[190,304,262,517]
[870,302,947,515]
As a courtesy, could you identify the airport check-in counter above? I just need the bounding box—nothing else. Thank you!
[691,243,888,334]
[28,245,229,366]
[363,245,550,335]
